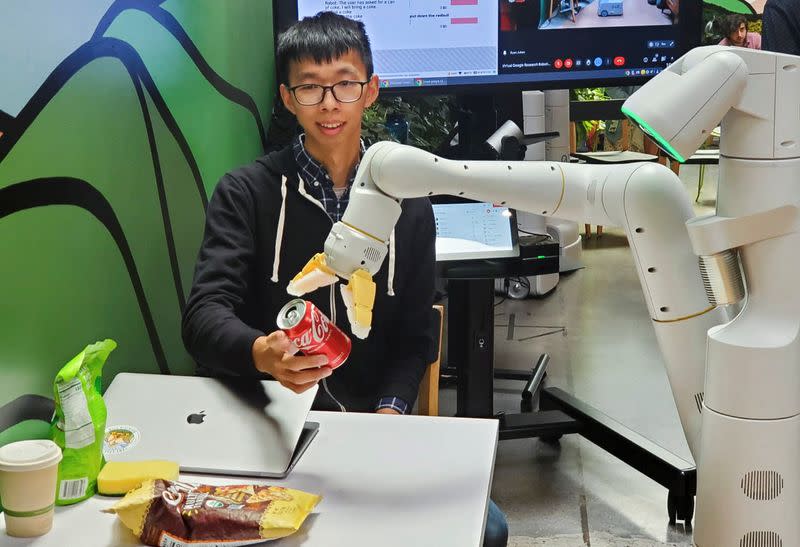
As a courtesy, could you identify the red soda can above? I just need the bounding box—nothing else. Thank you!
[276,298,351,369]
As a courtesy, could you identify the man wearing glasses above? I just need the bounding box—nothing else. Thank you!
[184,9,434,413]
[183,11,509,545]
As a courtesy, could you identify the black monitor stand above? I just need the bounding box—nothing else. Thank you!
[439,247,581,441]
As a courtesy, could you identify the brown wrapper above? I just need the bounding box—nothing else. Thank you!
[103,479,321,545]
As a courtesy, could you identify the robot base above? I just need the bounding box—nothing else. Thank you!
[693,408,800,546]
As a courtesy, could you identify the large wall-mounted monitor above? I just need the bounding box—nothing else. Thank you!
[274,0,702,93]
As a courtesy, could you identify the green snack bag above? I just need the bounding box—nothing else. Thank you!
[50,339,117,505]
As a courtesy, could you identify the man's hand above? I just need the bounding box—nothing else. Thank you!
[252,331,331,394]
[375,408,401,415]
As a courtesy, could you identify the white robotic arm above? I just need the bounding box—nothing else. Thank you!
[289,140,724,461]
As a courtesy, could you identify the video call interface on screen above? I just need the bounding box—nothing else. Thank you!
[290,0,694,91]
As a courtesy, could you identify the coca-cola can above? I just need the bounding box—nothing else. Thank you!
[276,298,351,369]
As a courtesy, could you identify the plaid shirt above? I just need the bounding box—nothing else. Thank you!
[375,396,410,415]
[293,134,365,222]
[293,135,410,416]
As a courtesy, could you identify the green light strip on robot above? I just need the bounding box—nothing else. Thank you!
[620,107,686,163]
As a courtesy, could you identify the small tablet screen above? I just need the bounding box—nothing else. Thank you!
[432,201,519,262]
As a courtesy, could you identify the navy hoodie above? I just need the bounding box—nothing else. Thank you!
[182,144,436,412]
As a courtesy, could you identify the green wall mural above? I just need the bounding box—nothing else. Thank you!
[705,0,763,15]
[0,0,275,435]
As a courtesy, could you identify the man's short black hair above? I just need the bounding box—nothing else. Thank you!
[276,11,374,85]
[721,13,748,38]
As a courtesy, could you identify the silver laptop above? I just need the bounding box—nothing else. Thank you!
[102,373,319,478]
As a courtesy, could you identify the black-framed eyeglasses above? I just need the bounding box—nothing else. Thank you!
[288,80,370,106]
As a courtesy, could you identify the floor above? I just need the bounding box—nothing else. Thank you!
[540,0,673,30]
[436,164,718,546]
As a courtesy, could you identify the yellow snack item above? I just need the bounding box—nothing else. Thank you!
[103,479,321,545]
[97,460,179,495]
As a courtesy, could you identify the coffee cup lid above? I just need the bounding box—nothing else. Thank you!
[0,440,62,472]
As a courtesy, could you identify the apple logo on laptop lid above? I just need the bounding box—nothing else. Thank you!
[186,411,206,425]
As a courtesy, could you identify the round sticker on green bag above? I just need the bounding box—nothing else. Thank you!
[103,425,140,456]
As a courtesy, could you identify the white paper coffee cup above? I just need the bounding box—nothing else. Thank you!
[0,440,62,537]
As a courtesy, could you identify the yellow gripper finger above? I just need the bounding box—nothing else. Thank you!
[341,269,376,339]
[287,253,338,296]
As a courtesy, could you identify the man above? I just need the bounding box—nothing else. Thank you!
[183,11,432,415]
[718,14,762,49]
[182,11,508,546]
[763,0,800,55]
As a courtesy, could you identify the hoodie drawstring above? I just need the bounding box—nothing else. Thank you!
[271,176,288,283]
[297,176,328,214]
[387,229,396,296]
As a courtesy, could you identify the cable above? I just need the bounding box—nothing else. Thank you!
[324,285,347,412]
[322,377,347,413]
[518,328,566,342]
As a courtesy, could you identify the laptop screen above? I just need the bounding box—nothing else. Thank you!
[432,201,519,262]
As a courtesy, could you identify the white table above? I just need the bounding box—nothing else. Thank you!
[2,411,498,547]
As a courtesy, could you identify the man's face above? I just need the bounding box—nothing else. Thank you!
[730,22,747,46]
[280,50,379,154]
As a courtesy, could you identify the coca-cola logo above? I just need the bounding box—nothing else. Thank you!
[293,306,329,349]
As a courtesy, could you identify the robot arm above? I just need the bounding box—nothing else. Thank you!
[289,140,727,454]
[291,141,711,323]
[292,46,777,314]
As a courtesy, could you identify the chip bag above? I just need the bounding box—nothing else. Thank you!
[50,339,116,505]
[104,479,321,545]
